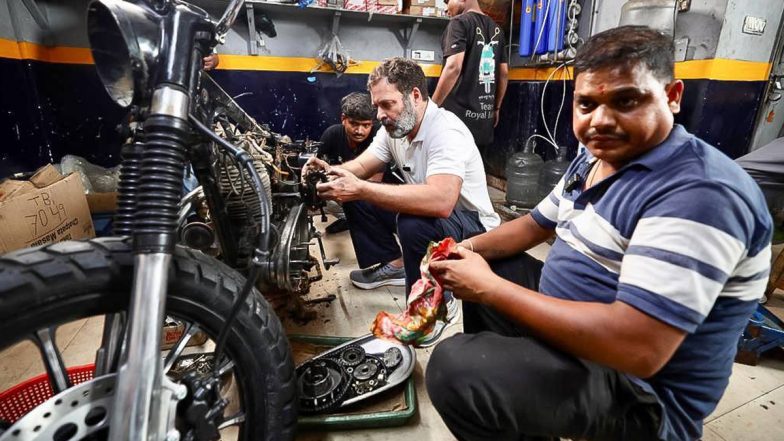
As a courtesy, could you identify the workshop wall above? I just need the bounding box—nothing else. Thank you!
[0,0,781,181]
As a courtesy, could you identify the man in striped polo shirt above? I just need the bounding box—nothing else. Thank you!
[425,26,772,441]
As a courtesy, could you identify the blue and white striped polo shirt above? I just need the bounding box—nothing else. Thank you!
[531,125,772,441]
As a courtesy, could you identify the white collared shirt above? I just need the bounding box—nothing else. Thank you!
[367,99,501,231]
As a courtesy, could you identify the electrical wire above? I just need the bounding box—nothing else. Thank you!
[525,0,582,155]
[551,60,575,150]
[540,62,568,151]
[525,133,559,151]
[532,0,552,60]
[566,0,582,50]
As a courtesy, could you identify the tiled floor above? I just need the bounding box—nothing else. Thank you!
[1,209,783,440]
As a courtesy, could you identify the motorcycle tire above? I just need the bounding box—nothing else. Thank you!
[0,237,297,441]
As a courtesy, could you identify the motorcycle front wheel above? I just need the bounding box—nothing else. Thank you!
[0,237,297,441]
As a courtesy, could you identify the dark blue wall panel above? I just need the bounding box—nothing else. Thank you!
[0,58,768,180]
[0,58,125,177]
[209,70,580,178]
[0,58,50,177]
[677,79,767,159]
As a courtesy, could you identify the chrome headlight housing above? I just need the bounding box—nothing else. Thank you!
[87,0,162,108]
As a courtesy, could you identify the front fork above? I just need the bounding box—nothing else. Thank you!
[112,254,186,441]
[109,86,192,441]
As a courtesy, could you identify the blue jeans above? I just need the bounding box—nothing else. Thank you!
[342,201,486,296]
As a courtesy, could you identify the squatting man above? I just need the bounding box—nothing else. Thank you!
[303,57,500,347]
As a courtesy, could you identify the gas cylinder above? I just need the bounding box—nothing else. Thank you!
[537,147,570,199]
[505,142,544,208]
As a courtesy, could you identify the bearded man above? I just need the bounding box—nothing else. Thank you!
[304,57,500,346]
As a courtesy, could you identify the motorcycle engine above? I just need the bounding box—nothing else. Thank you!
[184,121,327,320]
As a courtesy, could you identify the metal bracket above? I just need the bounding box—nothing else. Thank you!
[673,37,689,62]
[245,3,262,56]
[769,78,783,103]
[331,10,342,37]
[393,18,422,59]
[20,0,49,30]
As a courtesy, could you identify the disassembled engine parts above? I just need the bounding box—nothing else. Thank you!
[296,336,414,415]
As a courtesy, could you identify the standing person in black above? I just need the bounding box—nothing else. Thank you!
[432,0,509,150]
[317,92,381,234]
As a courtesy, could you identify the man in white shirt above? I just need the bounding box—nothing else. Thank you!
[304,57,499,345]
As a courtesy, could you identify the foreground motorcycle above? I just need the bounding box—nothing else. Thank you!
[0,0,329,439]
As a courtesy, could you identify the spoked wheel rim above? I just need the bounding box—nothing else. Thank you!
[0,311,250,441]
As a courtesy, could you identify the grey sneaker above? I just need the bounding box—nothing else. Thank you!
[414,295,460,348]
[350,262,405,290]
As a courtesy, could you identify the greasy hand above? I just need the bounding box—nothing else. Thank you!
[203,53,219,71]
[428,246,501,304]
[316,167,364,203]
[302,156,330,183]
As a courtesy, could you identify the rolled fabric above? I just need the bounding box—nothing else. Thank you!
[371,237,458,345]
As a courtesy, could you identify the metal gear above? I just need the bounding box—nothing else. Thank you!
[353,360,379,381]
[382,347,402,370]
[296,358,351,414]
[337,345,366,367]
[351,355,388,396]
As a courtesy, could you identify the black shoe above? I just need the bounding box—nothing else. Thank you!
[325,218,349,234]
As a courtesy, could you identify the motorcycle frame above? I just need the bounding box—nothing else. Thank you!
[102,1,255,440]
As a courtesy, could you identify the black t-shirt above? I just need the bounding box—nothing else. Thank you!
[441,12,508,147]
[317,123,379,164]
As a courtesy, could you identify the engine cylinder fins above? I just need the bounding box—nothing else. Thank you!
[216,149,272,223]
[296,358,351,414]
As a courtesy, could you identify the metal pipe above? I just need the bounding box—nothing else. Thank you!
[109,253,171,441]
[216,0,246,39]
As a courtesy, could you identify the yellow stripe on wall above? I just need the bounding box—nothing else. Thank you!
[0,38,93,64]
[0,38,772,81]
[209,55,776,82]
[508,65,574,81]
[674,58,772,81]
[216,54,444,77]
[0,38,21,59]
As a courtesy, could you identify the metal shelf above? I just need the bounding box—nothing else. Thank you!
[244,0,448,57]
[245,0,448,25]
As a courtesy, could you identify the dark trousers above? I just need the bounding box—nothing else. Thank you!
[342,201,485,294]
[426,253,664,441]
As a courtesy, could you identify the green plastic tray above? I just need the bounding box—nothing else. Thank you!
[290,334,417,430]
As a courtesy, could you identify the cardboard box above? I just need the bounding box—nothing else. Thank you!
[343,0,367,11]
[86,192,118,214]
[374,4,400,13]
[342,0,401,13]
[410,0,435,7]
[405,5,438,16]
[0,164,95,253]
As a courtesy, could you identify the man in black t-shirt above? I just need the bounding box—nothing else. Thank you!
[318,93,385,234]
[318,92,379,166]
[432,0,509,148]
